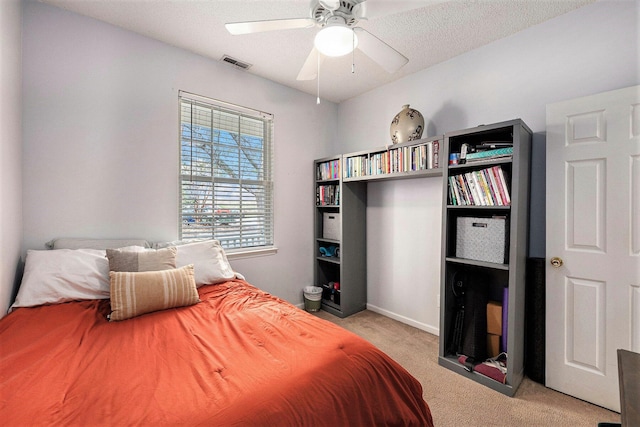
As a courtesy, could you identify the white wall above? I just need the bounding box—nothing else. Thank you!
[336,0,639,334]
[0,0,24,318]
[22,1,338,305]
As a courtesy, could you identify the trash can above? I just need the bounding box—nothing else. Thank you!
[303,286,323,312]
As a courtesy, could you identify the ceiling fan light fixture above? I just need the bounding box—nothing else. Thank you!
[314,24,358,57]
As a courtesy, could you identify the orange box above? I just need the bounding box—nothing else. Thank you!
[487,333,500,358]
[487,301,502,336]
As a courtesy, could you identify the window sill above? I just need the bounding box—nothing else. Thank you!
[226,246,278,260]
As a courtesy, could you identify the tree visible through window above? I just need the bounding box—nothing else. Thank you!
[179,92,273,250]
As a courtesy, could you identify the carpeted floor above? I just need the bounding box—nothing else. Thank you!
[315,309,620,426]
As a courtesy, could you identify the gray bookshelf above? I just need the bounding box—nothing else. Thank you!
[437,119,531,396]
[314,137,444,317]
[314,156,367,318]
[314,120,530,395]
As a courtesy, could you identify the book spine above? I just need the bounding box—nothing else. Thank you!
[448,177,457,205]
[433,140,440,169]
[394,149,398,173]
[463,173,474,205]
[404,146,410,171]
[487,167,503,205]
[454,176,464,205]
[481,168,498,205]
[386,151,390,174]
[456,175,469,205]
[467,172,483,205]
[411,146,416,171]
[462,174,474,205]
[496,167,511,205]
[477,170,493,205]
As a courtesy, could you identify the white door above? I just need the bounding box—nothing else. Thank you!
[546,85,640,412]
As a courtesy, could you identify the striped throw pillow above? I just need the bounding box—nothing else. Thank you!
[109,264,199,321]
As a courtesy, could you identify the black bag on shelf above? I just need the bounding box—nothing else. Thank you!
[448,271,467,355]
[460,273,489,365]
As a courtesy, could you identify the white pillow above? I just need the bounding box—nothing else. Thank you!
[11,249,111,310]
[152,240,184,249]
[174,240,236,286]
[45,238,150,250]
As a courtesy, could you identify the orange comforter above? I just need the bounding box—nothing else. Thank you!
[1,280,432,426]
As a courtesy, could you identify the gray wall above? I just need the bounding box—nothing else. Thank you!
[0,0,24,319]
[336,0,639,334]
[21,1,338,308]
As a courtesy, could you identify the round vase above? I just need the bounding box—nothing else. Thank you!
[390,104,424,144]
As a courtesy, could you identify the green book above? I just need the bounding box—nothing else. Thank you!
[465,147,513,161]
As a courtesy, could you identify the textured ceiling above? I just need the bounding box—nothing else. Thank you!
[38,0,596,103]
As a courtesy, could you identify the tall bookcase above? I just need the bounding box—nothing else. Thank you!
[437,119,531,396]
[314,156,367,318]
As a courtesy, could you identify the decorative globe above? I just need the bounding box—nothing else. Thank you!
[390,104,424,144]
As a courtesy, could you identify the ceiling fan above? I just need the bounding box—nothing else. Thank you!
[225,0,409,81]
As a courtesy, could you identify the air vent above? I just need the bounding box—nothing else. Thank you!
[221,55,252,71]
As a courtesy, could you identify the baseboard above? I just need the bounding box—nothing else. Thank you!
[366,303,440,336]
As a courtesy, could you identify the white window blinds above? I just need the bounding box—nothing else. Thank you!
[179,92,274,250]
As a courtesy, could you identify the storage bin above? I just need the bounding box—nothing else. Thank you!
[456,216,508,264]
[323,213,341,240]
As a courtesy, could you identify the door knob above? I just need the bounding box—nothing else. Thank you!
[550,257,563,268]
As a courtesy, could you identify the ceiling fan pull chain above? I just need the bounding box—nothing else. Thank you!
[352,29,356,74]
[317,52,321,105]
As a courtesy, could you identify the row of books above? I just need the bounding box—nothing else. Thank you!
[448,165,511,206]
[344,155,369,178]
[389,140,440,172]
[316,160,340,181]
[343,140,440,178]
[316,184,340,206]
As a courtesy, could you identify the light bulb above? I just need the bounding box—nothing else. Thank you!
[314,25,358,57]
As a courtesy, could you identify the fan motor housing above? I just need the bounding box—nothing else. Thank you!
[312,0,359,27]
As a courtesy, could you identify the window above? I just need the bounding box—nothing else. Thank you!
[179,92,274,251]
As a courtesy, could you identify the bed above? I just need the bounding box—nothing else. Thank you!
[0,239,433,426]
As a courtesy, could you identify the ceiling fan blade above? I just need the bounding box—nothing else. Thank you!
[354,28,408,74]
[353,1,437,20]
[225,18,315,35]
[297,48,324,81]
